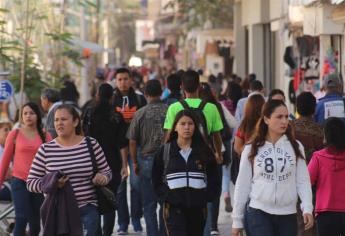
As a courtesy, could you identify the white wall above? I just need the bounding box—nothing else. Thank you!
[233,1,246,78]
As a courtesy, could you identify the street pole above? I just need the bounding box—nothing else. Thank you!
[20,0,30,111]
[80,5,90,106]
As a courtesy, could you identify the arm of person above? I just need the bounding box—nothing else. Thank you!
[296,143,314,230]
[92,140,112,185]
[26,145,46,193]
[152,146,169,201]
[120,147,129,179]
[0,130,17,187]
[232,145,253,230]
[234,136,245,155]
[221,103,238,128]
[307,152,319,186]
[212,131,223,164]
[129,139,139,176]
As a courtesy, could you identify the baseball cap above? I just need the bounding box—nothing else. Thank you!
[323,73,341,88]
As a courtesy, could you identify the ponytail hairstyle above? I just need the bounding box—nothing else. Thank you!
[21,102,46,143]
[248,100,303,162]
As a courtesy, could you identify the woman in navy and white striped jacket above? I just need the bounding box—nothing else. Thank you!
[152,109,220,236]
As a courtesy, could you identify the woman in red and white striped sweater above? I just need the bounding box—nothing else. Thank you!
[27,104,112,236]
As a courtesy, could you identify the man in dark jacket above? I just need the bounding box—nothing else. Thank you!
[112,67,146,234]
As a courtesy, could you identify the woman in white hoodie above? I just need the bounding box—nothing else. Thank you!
[232,99,314,236]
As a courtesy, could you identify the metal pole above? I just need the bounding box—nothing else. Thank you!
[20,0,30,109]
[80,5,89,106]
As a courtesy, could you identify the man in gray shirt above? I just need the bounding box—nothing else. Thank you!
[127,79,168,236]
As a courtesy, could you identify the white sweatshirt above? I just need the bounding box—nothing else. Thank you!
[232,135,313,228]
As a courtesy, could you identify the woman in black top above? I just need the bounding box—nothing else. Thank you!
[152,110,220,236]
[84,83,129,236]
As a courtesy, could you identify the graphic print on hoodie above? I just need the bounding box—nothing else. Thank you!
[232,135,313,229]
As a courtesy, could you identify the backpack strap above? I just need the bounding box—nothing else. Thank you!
[85,136,98,178]
[198,100,207,111]
[179,100,190,110]
[163,143,171,182]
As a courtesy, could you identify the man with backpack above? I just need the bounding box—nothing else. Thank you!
[164,70,224,164]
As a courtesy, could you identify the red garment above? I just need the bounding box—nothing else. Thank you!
[308,147,345,214]
[235,130,244,141]
[0,129,52,186]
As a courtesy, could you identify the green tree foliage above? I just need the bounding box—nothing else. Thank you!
[166,0,233,29]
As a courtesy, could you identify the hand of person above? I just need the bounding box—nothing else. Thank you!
[57,175,69,188]
[92,173,108,186]
[133,162,140,176]
[231,228,243,236]
[215,152,223,164]
[303,213,314,230]
[121,165,129,179]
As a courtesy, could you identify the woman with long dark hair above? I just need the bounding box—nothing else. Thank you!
[308,117,345,236]
[84,83,128,236]
[0,102,52,236]
[232,100,313,236]
[152,110,220,236]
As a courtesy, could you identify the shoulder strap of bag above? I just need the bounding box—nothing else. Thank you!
[198,100,207,110]
[85,136,98,178]
[179,100,190,110]
[163,143,171,179]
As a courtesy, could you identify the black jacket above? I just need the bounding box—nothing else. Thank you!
[112,87,147,125]
[40,171,83,236]
[152,140,220,208]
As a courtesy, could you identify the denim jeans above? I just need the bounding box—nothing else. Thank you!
[138,155,159,236]
[80,204,100,236]
[11,177,43,236]
[245,207,297,236]
[102,171,121,236]
[0,183,11,201]
[203,165,222,236]
[117,156,143,230]
[316,211,345,236]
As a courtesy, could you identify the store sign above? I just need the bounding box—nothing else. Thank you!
[0,80,14,102]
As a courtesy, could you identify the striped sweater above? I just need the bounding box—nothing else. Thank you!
[27,137,112,208]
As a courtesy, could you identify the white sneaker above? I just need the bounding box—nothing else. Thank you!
[211,230,220,235]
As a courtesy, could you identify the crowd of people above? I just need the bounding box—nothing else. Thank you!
[0,66,344,236]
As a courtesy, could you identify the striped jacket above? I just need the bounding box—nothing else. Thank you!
[152,140,220,208]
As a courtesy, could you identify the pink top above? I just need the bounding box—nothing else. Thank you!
[308,147,345,214]
[0,129,52,186]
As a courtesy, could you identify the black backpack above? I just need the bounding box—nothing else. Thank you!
[179,100,209,140]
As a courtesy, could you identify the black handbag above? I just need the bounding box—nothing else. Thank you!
[85,136,117,214]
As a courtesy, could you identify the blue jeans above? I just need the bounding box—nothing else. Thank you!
[11,177,43,236]
[80,204,100,236]
[0,183,11,201]
[203,165,222,236]
[117,156,143,230]
[138,155,159,236]
[245,207,297,236]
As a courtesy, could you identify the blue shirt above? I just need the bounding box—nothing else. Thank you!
[314,93,345,124]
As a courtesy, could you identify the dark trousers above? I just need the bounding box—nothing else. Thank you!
[163,203,207,236]
[245,207,297,236]
[102,171,121,236]
[316,211,345,236]
[11,177,43,236]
